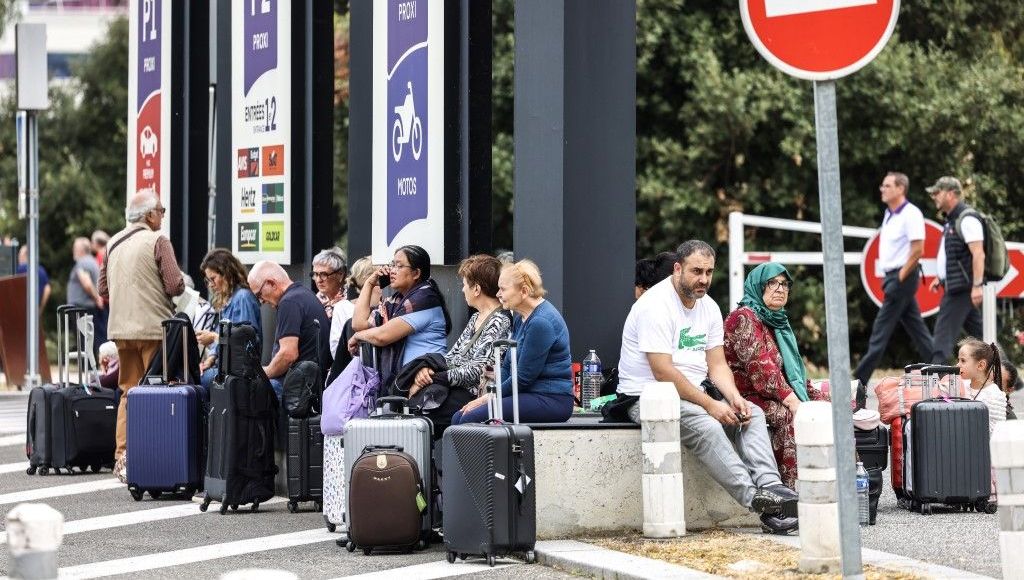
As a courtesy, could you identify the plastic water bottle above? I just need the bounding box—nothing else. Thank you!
[581,349,602,410]
[856,461,870,526]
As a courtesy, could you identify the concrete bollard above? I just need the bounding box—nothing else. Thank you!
[795,401,840,574]
[6,503,64,580]
[640,381,685,538]
[991,420,1024,579]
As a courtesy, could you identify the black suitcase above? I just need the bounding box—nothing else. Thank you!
[201,321,279,515]
[440,339,536,567]
[854,425,889,472]
[905,398,992,514]
[287,415,324,512]
[26,305,117,475]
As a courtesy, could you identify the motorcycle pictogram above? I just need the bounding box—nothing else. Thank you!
[392,81,423,162]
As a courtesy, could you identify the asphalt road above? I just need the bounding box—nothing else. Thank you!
[0,393,573,580]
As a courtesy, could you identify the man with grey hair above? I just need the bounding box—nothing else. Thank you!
[99,191,184,481]
[68,236,106,354]
[247,261,330,399]
[617,239,799,535]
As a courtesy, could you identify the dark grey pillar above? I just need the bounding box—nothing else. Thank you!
[347,0,373,260]
[514,0,636,367]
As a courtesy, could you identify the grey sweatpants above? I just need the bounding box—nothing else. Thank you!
[629,399,783,508]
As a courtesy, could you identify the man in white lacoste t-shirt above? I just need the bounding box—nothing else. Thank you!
[617,240,799,535]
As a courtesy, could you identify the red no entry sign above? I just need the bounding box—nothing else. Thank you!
[740,0,900,80]
[860,220,943,317]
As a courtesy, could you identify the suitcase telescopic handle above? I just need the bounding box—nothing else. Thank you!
[490,339,519,424]
[904,363,931,373]
[363,444,403,453]
[376,396,410,415]
[161,318,191,385]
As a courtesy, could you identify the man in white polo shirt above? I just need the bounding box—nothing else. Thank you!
[854,172,933,389]
[617,240,799,535]
[927,176,985,363]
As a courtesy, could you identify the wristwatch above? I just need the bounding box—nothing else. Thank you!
[973,281,985,288]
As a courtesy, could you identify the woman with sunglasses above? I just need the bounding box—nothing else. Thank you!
[723,262,829,489]
[196,248,262,389]
[348,245,451,387]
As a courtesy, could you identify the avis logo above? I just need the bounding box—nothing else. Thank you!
[139,126,158,158]
[238,223,259,252]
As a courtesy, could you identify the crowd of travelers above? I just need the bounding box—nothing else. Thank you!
[77,178,1018,537]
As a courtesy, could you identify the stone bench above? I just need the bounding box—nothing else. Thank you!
[530,415,759,539]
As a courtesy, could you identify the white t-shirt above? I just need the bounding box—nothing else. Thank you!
[329,299,356,358]
[878,201,925,272]
[936,214,983,281]
[968,381,1007,433]
[617,277,724,396]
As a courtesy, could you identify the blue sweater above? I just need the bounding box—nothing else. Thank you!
[500,300,573,397]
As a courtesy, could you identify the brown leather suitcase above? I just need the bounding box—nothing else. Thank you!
[345,447,426,554]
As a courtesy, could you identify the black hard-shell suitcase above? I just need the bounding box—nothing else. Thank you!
[201,320,279,515]
[287,415,324,512]
[905,397,992,514]
[126,318,205,500]
[854,425,889,472]
[441,339,536,567]
[26,305,117,475]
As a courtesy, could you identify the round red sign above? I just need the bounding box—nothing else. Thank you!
[860,219,944,317]
[740,0,900,81]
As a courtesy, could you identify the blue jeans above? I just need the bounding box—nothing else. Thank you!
[268,378,284,401]
[452,392,573,425]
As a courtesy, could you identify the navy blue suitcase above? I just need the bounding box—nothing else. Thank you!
[126,318,205,500]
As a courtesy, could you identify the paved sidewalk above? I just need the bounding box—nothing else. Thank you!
[536,540,721,579]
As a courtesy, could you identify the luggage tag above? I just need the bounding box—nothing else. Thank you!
[416,491,427,513]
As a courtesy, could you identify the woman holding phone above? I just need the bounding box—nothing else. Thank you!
[348,245,451,386]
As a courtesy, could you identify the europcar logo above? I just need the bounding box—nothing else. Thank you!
[238,223,259,252]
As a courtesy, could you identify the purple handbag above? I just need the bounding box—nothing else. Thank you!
[321,356,379,436]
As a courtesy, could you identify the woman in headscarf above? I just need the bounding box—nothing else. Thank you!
[348,245,451,387]
[723,262,829,489]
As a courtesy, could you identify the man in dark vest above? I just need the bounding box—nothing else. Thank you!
[927,176,985,363]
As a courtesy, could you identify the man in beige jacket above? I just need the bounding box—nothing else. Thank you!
[99,191,184,481]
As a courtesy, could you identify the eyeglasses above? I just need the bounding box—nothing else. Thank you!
[151,206,166,215]
[310,269,341,281]
[765,279,792,291]
[389,262,413,270]
[929,190,947,198]
[254,280,270,304]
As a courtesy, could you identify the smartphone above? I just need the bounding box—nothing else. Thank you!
[378,273,391,288]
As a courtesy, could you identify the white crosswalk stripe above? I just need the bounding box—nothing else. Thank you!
[0,478,123,506]
[0,461,30,474]
[0,395,26,435]
[56,528,337,579]
[334,559,516,580]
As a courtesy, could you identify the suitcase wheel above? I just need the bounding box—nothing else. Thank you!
[363,547,372,556]
[200,499,210,512]
[416,540,427,551]
[251,503,259,513]
[487,554,496,567]
[525,550,537,564]
[38,467,49,476]
[314,501,322,512]
[230,504,239,511]
[26,466,36,476]
[326,522,336,533]
[129,489,143,502]
[219,503,229,515]
[346,541,355,553]
[920,503,932,515]
[90,464,101,473]
[149,491,162,500]
[288,502,298,513]
[458,554,467,561]
[446,551,456,564]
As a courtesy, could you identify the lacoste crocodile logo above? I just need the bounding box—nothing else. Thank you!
[678,327,706,350]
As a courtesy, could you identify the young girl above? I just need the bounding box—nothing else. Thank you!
[1002,360,1020,420]
[958,338,1007,432]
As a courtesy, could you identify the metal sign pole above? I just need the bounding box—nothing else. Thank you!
[813,80,863,579]
[207,84,217,251]
[24,110,40,389]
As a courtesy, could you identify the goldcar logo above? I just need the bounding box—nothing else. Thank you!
[238,223,259,252]
[263,221,284,252]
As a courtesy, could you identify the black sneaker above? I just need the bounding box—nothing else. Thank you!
[751,484,798,518]
[760,513,799,535]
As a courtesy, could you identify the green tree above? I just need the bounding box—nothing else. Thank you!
[0,16,128,334]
